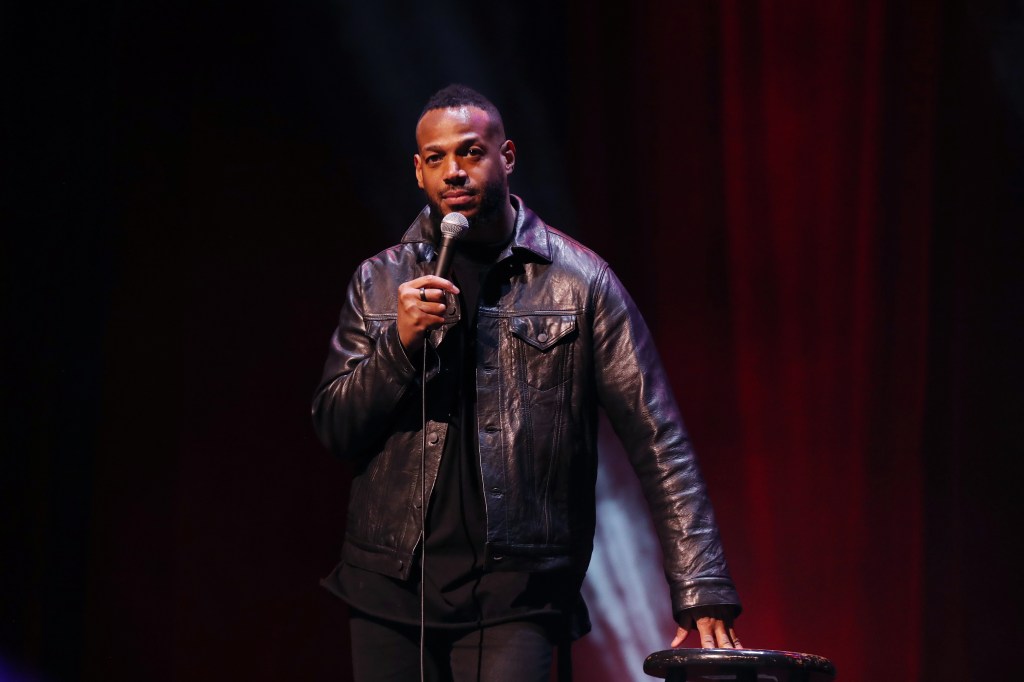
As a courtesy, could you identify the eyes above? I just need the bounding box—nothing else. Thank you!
[424,145,485,167]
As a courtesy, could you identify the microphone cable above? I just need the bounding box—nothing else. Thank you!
[418,213,466,681]
[420,339,428,682]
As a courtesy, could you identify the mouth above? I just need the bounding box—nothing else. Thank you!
[441,190,476,207]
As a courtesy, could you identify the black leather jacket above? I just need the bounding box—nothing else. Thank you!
[312,197,740,622]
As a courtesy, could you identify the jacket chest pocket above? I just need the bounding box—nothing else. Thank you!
[508,314,577,391]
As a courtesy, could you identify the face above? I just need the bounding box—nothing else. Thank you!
[414,106,516,230]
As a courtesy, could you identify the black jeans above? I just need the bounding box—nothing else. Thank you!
[349,612,555,682]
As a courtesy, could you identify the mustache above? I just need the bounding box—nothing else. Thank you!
[441,187,477,197]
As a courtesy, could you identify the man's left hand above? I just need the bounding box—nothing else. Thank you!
[670,608,741,648]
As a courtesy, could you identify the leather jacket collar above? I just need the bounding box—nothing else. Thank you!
[399,195,552,265]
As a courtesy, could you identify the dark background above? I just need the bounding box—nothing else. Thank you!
[3,1,1021,680]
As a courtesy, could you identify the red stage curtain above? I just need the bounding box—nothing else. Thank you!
[570,2,941,679]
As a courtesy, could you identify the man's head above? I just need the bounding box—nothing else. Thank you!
[414,84,516,240]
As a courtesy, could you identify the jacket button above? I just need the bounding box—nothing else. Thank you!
[428,432,439,444]
[537,332,548,343]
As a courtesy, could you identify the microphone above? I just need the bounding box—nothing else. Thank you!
[433,212,469,277]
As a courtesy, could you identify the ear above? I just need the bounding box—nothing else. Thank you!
[413,154,424,189]
[500,140,516,175]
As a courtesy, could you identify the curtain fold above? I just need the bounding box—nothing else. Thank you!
[570,2,943,678]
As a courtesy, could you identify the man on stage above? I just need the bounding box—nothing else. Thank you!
[313,84,741,681]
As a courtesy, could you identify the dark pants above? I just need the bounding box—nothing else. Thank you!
[349,612,555,682]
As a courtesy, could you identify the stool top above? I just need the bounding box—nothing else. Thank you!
[644,648,836,679]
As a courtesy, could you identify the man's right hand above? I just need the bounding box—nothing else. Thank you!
[397,275,461,353]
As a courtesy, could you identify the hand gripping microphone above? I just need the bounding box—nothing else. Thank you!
[433,212,469,277]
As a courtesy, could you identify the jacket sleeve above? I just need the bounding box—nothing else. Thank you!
[311,265,419,460]
[590,264,742,624]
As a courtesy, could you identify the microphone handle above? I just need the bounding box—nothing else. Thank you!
[433,235,458,278]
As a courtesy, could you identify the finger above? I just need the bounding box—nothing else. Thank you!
[670,626,688,648]
[695,619,717,649]
[727,626,742,649]
[415,308,448,324]
[416,287,449,304]
[713,620,734,649]
[399,292,447,316]
[408,309,448,330]
[406,275,460,295]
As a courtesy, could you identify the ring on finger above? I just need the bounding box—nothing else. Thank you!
[419,287,427,302]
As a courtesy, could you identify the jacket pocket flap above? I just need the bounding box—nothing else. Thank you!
[510,314,577,351]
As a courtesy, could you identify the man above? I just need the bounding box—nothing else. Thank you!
[313,84,741,681]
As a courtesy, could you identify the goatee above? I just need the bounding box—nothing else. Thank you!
[428,179,507,233]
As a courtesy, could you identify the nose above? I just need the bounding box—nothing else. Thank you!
[444,158,466,183]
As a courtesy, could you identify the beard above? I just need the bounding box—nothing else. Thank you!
[470,176,507,228]
[427,176,508,236]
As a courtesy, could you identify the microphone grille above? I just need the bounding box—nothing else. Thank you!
[440,212,469,239]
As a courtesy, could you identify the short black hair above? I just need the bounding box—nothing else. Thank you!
[419,83,504,133]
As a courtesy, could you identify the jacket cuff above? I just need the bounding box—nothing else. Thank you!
[378,321,441,385]
[377,321,418,382]
[671,579,743,626]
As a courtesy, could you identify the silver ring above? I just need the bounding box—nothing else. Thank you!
[419,287,427,302]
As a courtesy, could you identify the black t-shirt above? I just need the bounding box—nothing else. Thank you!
[326,236,587,636]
